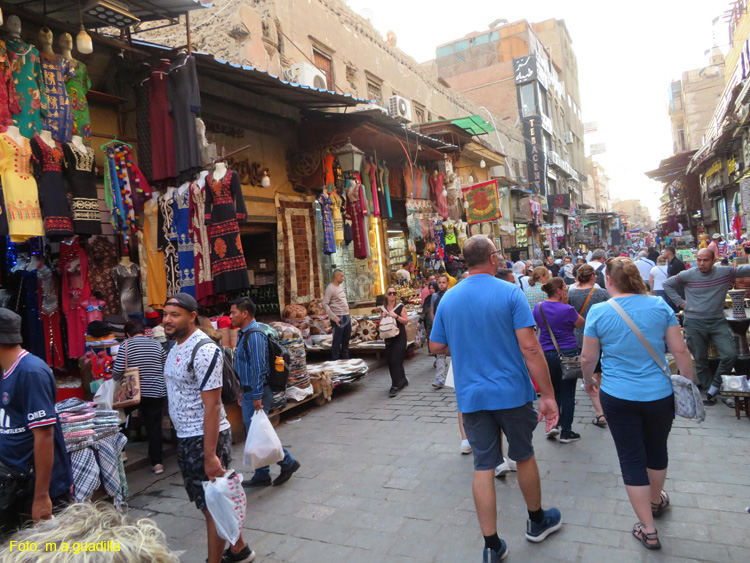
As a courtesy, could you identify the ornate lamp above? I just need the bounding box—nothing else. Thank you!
[333,139,364,172]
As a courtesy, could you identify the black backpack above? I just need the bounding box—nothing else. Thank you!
[190,338,241,405]
[245,327,290,393]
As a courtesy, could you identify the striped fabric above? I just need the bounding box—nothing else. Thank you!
[111,335,167,398]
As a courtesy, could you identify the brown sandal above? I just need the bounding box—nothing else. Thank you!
[592,414,607,427]
[633,522,661,550]
[651,490,670,517]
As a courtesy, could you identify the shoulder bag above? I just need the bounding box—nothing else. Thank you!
[608,299,705,422]
[578,287,596,316]
[539,302,582,380]
[379,305,401,340]
[113,340,141,409]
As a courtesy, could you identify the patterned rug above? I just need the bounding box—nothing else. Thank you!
[275,193,324,311]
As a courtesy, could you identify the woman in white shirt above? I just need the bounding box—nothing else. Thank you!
[649,256,672,308]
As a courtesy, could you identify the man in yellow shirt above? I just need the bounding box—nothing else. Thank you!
[439,267,457,288]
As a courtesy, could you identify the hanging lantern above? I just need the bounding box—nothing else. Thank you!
[333,139,364,172]
[261,169,271,188]
[480,159,486,169]
[77,24,93,54]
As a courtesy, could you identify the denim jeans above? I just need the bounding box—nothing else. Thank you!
[331,315,351,360]
[683,317,737,391]
[544,348,578,432]
[241,385,296,480]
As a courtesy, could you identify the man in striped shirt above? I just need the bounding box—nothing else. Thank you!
[230,297,300,488]
[112,319,167,474]
[664,248,750,404]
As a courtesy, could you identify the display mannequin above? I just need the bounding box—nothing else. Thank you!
[71,134,86,153]
[5,124,24,146]
[119,254,133,267]
[39,128,55,148]
[39,27,74,142]
[5,15,20,38]
[213,161,227,180]
[58,33,74,62]
[38,28,55,56]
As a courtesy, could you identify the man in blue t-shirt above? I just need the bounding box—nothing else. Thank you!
[430,236,562,561]
[0,308,72,533]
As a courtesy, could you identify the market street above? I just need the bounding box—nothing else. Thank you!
[123,349,750,563]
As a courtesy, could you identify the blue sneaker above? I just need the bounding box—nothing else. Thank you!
[526,507,562,542]
[482,539,509,562]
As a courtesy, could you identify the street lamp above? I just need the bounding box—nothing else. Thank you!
[333,139,364,173]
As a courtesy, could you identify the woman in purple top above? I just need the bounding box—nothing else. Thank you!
[533,278,585,443]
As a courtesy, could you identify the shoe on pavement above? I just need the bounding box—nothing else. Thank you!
[241,476,272,488]
[526,507,562,542]
[482,540,509,562]
[273,460,301,486]
[388,386,398,398]
[504,457,517,471]
[432,381,444,389]
[460,439,472,455]
[152,464,164,475]
[559,430,581,443]
[703,393,717,406]
[546,426,560,439]
[222,545,256,563]
[494,461,510,478]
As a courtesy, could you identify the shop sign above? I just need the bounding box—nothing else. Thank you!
[541,113,554,134]
[462,179,502,224]
[512,54,550,89]
[522,116,547,196]
[547,193,571,209]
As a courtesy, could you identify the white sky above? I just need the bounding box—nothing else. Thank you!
[345,0,730,219]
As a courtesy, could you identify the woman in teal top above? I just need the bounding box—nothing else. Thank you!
[581,257,694,551]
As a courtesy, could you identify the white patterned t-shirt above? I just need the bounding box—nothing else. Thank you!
[165,329,230,439]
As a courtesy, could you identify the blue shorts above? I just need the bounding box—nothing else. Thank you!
[462,402,538,470]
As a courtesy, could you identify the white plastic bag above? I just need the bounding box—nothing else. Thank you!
[244,410,284,470]
[93,378,115,409]
[202,470,246,546]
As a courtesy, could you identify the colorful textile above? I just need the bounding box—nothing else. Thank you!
[158,192,180,296]
[64,61,91,144]
[40,53,75,142]
[317,191,336,254]
[189,175,214,305]
[462,179,502,224]
[172,189,195,296]
[0,40,21,131]
[63,142,100,235]
[0,132,43,241]
[70,447,100,502]
[6,39,46,138]
[86,236,118,316]
[31,135,74,237]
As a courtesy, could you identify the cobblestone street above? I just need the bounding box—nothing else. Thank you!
[124,349,750,562]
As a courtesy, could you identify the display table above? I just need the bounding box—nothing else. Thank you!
[721,390,750,420]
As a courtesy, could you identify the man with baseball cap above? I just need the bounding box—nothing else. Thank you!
[0,308,72,534]
[162,295,255,563]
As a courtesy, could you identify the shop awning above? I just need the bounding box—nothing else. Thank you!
[417,115,494,137]
[644,150,696,183]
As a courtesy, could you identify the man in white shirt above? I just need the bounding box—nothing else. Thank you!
[396,262,411,283]
[163,293,255,563]
[588,249,607,288]
[322,270,351,360]
[634,251,656,289]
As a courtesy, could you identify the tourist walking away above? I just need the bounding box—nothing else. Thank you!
[649,257,675,310]
[162,294,255,563]
[589,249,607,287]
[567,264,610,427]
[524,266,550,310]
[112,319,168,474]
[432,274,450,389]
[634,251,655,289]
[512,261,530,291]
[533,278,586,442]
[581,257,694,551]
[430,236,562,562]
[664,248,750,403]
[382,286,410,397]
[0,308,73,535]
[322,269,351,360]
[230,297,300,487]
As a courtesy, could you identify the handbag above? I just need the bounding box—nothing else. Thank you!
[379,306,401,339]
[113,340,141,409]
[608,299,705,422]
[578,287,596,316]
[0,459,33,511]
[539,302,583,380]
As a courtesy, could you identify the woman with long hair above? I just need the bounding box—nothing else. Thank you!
[382,285,409,398]
[533,278,585,443]
[567,264,610,427]
[581,257,694,550]
[524,266,550,311]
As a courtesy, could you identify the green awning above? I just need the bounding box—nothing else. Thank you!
[450,115,495,136]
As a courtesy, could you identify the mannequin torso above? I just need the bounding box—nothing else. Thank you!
[4,125,25,146]
[71,135,86,153]
[39,129,56,148]
[213,162,227,181]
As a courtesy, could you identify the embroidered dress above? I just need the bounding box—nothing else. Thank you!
[0,40,20,131]
[143,198,167,309]
[157,192,180,296]
[64,61,92,145]
[171,189,195,297]
[345,181,368,259]
[149,61,175,181]
[205,170,249,293]
[86,236,118,316]
[59,237,91,358]
[40,52,75,143]
[30,135,73,238]
[63,142,101,236]
[331,191,344,246]
[0,132,43,241]
[190,177,214,305]
[6,39,46,138]
[317,191,336,254]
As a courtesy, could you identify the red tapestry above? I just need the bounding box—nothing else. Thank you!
[462,180,502,224]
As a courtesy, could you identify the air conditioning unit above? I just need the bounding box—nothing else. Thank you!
[286,62,328,90]
[565,131,574,144]
[388,95,412,123]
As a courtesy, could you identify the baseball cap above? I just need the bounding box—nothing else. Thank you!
[0,308,23,345]
[165,293,199,313]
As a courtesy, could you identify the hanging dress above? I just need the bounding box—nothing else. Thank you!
[39,52,75,143]
[143,198,167,309]
[149,61,175,181]
[59,237,90,358]
[189,177,215,305]
[62,141,101,236]
[317,191,336,254]
[38,264,64,368]
[0,132,43,241]
[331,191,345,247]
[110,263,143,318]
[168,53,202,181]
[64,60,92,145]
[205,170,250,293]
[6,39,46,138]
[0,40,21,131]
[134,65,152,182]
[30,135,74,238]
[171,189,195,297]
[345,181,368,259]
[86,235,118,316]
[157,192,180,297]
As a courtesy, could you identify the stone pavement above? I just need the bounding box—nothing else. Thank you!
[124,349,750,562]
